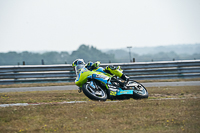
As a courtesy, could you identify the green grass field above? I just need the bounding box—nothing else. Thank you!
[0,85,200,133]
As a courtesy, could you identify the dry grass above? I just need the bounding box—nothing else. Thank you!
[0,90,87,104]
[0,86,200,133]
[0,82,75,88]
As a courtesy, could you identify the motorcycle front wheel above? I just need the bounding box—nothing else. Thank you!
[82,81,107,101]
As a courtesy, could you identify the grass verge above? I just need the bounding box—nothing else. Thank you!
[0,86,200,133]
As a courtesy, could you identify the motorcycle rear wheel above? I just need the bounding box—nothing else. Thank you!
[127,80,148,99]
[82,81,107,101]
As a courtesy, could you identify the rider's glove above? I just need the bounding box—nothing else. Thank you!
[85,61,94,70]
[91,61,100,70]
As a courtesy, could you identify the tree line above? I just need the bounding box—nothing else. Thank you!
[0,44,116,65]
[0,44,199,66]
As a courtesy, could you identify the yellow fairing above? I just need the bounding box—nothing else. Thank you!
[75,70,90,87]
[75,68,105,87]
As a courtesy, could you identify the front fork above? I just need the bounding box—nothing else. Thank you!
[78,87,82,93]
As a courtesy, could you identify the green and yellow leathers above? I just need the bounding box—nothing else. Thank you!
[105,65,123,78]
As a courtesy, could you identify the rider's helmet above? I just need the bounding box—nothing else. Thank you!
[85,61,94,70]
[72,59,85,68]
[72,59,85,75]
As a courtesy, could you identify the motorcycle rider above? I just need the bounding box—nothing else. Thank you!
[72,59,129,86]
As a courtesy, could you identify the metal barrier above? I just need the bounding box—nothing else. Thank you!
[0,60,200,84]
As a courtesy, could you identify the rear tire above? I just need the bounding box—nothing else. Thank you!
[82,82,107,101]
[127,80,148,99]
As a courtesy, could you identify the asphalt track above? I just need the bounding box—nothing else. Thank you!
[0,81,200,93]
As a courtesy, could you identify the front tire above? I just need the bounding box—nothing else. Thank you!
[82,81,107,101]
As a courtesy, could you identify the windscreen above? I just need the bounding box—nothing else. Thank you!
[75,65,85,75]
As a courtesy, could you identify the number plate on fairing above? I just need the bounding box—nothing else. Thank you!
[110,91,117,96]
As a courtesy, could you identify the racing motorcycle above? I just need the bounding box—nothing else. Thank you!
[74,63,148,101]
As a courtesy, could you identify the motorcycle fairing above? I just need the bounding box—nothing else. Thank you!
[117,88,133,95]
[76,67,111,87]
[108,88,133,100]
[109,88,133,95]
[87,74,111,88]
[75,68,92,87]
[92,67,106,74]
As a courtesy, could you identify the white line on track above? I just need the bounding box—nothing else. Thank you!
[1,97,199,108]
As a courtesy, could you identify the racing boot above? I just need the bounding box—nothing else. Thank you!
[120,74,129,86]
[111,76,125,87]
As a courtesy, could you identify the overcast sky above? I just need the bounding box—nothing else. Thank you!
[0,0,200,52]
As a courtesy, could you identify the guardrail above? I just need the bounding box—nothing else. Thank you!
[0,60,200,84]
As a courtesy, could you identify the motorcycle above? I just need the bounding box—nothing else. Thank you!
[74,64,148,101]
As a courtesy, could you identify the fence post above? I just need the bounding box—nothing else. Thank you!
[41,59,44,65]
[133,58,135,62]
